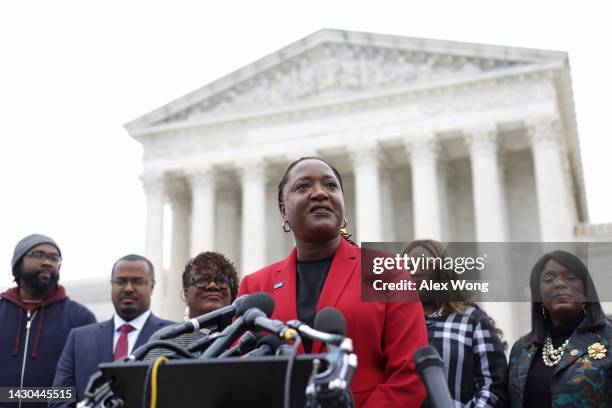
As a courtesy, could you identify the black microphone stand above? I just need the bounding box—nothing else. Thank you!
[304,339,357,408]
[76,371,124,408]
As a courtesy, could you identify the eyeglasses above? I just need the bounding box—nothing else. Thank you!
[189,275,231,290]
[26,251,62,265]
[110,277,150,288]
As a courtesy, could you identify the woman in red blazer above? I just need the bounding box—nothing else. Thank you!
[238,157,427,408]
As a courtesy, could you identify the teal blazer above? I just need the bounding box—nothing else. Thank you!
[508,319,611,407]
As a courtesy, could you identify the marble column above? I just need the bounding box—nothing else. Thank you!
[380,166,395,242]
[141,173,165,314]
[215,186,241,272]
[239,159,267,276]
[189,167,216,256]
[527,118,575,241]
[350,143,383,242]
[467,125,509,242]
[167,181,191,320]
[467,126,519,343]
[437,161,450,242]
[407,134,443,240]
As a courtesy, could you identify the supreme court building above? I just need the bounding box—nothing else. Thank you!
[121,29,611,342]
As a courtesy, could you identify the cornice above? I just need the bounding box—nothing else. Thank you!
[125,29,567,133]
[129,62,565,143]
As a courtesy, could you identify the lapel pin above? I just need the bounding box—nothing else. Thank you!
[587,342,606,360]
[570,349,579,356]
[274,281,284,290]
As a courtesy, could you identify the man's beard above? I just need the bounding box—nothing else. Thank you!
[21,268,59,292]
[119,306,139,321]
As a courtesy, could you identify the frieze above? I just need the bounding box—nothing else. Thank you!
[142,76,557,164]
[158,43,526,125]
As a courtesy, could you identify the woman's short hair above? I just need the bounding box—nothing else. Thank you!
[529,250,606,343]
[182,252,240,301]
[277,157,344,205]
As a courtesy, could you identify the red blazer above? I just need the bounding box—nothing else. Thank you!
[238,238,427,408]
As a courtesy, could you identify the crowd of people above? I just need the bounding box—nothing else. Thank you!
[1,156,610,408]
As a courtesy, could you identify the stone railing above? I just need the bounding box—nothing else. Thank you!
[575,222,612,239]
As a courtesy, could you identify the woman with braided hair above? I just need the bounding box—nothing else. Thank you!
[238,157,428,408]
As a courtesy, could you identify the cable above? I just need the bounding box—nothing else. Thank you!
[150,356,168,408]
[141,356,168,408]
[142,362,154,408]
[283,335,302,408]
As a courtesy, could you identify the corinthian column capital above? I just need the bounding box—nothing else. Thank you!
[349,141,380,166]
[141,173,166,197]
[166,179,191,208]
[237,158,266,183]
[465,124,498,156]
[526,117,562,146]
[404,133,439,164]
[188,166,216,191]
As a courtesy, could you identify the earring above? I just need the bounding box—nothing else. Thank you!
[341,217,348,231]
[581,303,588,314]
[282,219,291,233]
[340,218,355,244]
[541,304,548,319]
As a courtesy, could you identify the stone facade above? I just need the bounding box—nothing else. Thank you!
[74,30,610,343]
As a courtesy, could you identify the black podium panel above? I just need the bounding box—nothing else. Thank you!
[99,355,326,408]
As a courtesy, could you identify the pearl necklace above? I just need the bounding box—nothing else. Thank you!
[542,337,570,367]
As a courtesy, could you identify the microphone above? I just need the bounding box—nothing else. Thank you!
[186,331,224,354]
[287,307,347,346]
[414,346,454,408]
[274,343,295,356]
[314,307,346,336]
[201,293,276,358]
[219,331,261,358]
[242,308,299,343]
[156,292,274,340]
[243,335,286,357]
[303,309,356,405]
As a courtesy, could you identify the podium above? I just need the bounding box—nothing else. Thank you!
[98,355,327,407]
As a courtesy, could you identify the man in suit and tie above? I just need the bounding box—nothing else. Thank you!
[51,254,174,406]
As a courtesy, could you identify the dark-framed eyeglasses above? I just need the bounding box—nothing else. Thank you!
[110,277,150,288]
[26,251,62,265]
[189,275,231,290]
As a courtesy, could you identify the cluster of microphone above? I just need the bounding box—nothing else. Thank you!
[100,292,452,408]
[129,292,348,361]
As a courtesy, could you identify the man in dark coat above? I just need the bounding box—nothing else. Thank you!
[51,254,174,407]
[0,234,97,407]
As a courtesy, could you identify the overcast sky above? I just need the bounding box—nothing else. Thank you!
[1,0,610,288]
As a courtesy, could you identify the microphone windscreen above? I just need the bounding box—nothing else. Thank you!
[314,307,346,336]
[414,346,444,374]
[257,335,286,352]
[238,331,261,350]
[236,292,275,318]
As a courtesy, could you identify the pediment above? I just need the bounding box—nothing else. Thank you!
[126,29,567,131]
